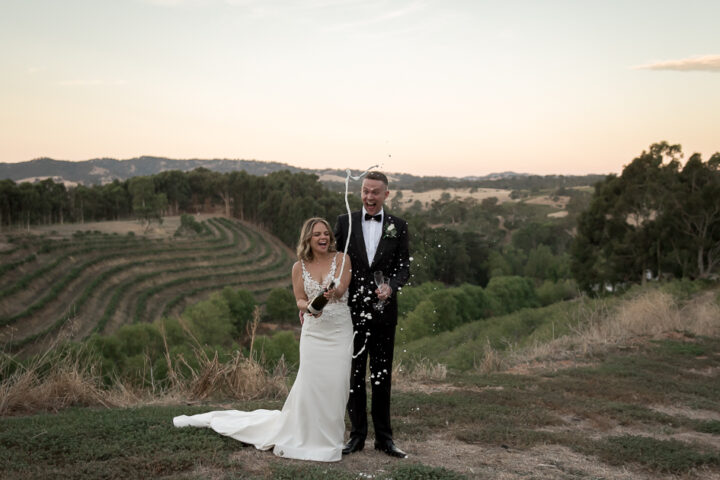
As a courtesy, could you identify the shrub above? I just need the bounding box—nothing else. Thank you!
[114,323,164,358]
[451,284,495,322]
[219,287,255,334]
[397,281,444,318]
[428,291,459,332]
[398,300,438,343]
[182,297,234,347]
[254,331,299,367]
[536,279,578,306]
[485,276,538,314]
[264,287,297,324]
[174,214,204,236]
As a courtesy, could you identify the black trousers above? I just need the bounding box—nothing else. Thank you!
[347,320,396,444]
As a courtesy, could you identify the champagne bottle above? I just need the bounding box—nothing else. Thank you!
[306,280,335,315]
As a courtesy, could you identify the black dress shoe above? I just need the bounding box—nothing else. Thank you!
[342,437,365,455]
[374,440,408,458]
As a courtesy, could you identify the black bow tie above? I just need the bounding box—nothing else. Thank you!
[365,213,382,222]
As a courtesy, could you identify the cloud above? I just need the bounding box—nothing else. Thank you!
[57,79,127,87]
[322,0,427,33]
[634,54,720,72]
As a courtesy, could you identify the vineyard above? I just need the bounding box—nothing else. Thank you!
[0,216,294,355]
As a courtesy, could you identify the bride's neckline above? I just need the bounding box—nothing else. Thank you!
[303,254,336,286]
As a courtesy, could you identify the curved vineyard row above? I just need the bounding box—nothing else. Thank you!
[0,219,230,324]
[0,216,293,354]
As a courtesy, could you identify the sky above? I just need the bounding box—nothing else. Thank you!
[1,0,719,178]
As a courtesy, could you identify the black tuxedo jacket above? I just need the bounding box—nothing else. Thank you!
[334,211,410,326]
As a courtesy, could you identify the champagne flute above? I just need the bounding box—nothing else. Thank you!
[373,271,389,312]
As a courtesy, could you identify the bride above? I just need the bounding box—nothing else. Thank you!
[173,217,354,462]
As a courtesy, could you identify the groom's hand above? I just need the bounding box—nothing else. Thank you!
[376,284,392,301]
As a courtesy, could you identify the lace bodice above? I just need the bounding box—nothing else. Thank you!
[301,255,348,304]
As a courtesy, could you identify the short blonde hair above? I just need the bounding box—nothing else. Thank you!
[296,217,336,262]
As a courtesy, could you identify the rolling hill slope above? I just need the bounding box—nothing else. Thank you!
[0,216,294,354]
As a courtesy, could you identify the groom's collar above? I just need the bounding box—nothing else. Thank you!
[361,207,384,221]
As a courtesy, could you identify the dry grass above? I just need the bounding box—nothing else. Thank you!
[475,339,505,374]
[166,308,289,402]
[393,357,448,389]
[506,289,720,373]
[0,308,289,416]
[0,346,135,416]
[394,188,515,207]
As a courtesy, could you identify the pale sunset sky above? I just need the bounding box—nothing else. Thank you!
[1,0,719,177]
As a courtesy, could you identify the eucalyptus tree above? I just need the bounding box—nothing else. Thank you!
[571,142,720,293]
[0,179,19,230]
[154,170,191,216]
[664,152,720,278]
[128,176,167,231]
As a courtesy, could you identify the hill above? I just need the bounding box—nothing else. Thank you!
[0,156,606,191]
[0,216,294,354]
[0,157,422,188]
[1,285,718,479]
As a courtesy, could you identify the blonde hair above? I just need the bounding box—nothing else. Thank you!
[296,217,336,262]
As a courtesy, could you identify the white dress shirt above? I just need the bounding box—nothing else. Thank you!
[362,207,383,265]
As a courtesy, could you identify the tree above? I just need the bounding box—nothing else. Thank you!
[154,170,191,216]
[0,180,19,230]
[128,176,167,232]
[571,142,720,293]
[664,153,720,278]
[100,180,131,220]
[17,182,40,230]
[187,168,219,213]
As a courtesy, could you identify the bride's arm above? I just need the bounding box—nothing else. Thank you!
[292,262,310,312]
[327,253,352,298]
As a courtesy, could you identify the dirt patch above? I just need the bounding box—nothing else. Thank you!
[217,431,686,480]
[542,416,720,454]
[526,195,571,208]
[27,215,190,239]
[547,210,569,218]
[504,359,598,375]
[650,405,720,422]
[394,381,505,395]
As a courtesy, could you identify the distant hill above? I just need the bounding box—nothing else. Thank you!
[0,156,604,190]
[0,156,427,188]
[0,157,307,186]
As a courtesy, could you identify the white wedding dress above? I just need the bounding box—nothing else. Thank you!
[173,257,353,462]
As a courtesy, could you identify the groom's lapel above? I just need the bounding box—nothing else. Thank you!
[352,211,370,270]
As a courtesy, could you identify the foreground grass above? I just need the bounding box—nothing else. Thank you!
[2,335,719,479]
[396,336,720,474]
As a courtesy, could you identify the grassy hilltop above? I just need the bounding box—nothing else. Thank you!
[1,282,719,479]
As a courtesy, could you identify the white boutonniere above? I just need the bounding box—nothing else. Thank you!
[383,222,398,239]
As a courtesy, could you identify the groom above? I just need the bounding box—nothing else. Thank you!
[334,171,410,458]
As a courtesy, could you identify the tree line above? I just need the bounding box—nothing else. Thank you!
[3,141,718,293]
[0,169,354,245]
[571,142,720,292]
